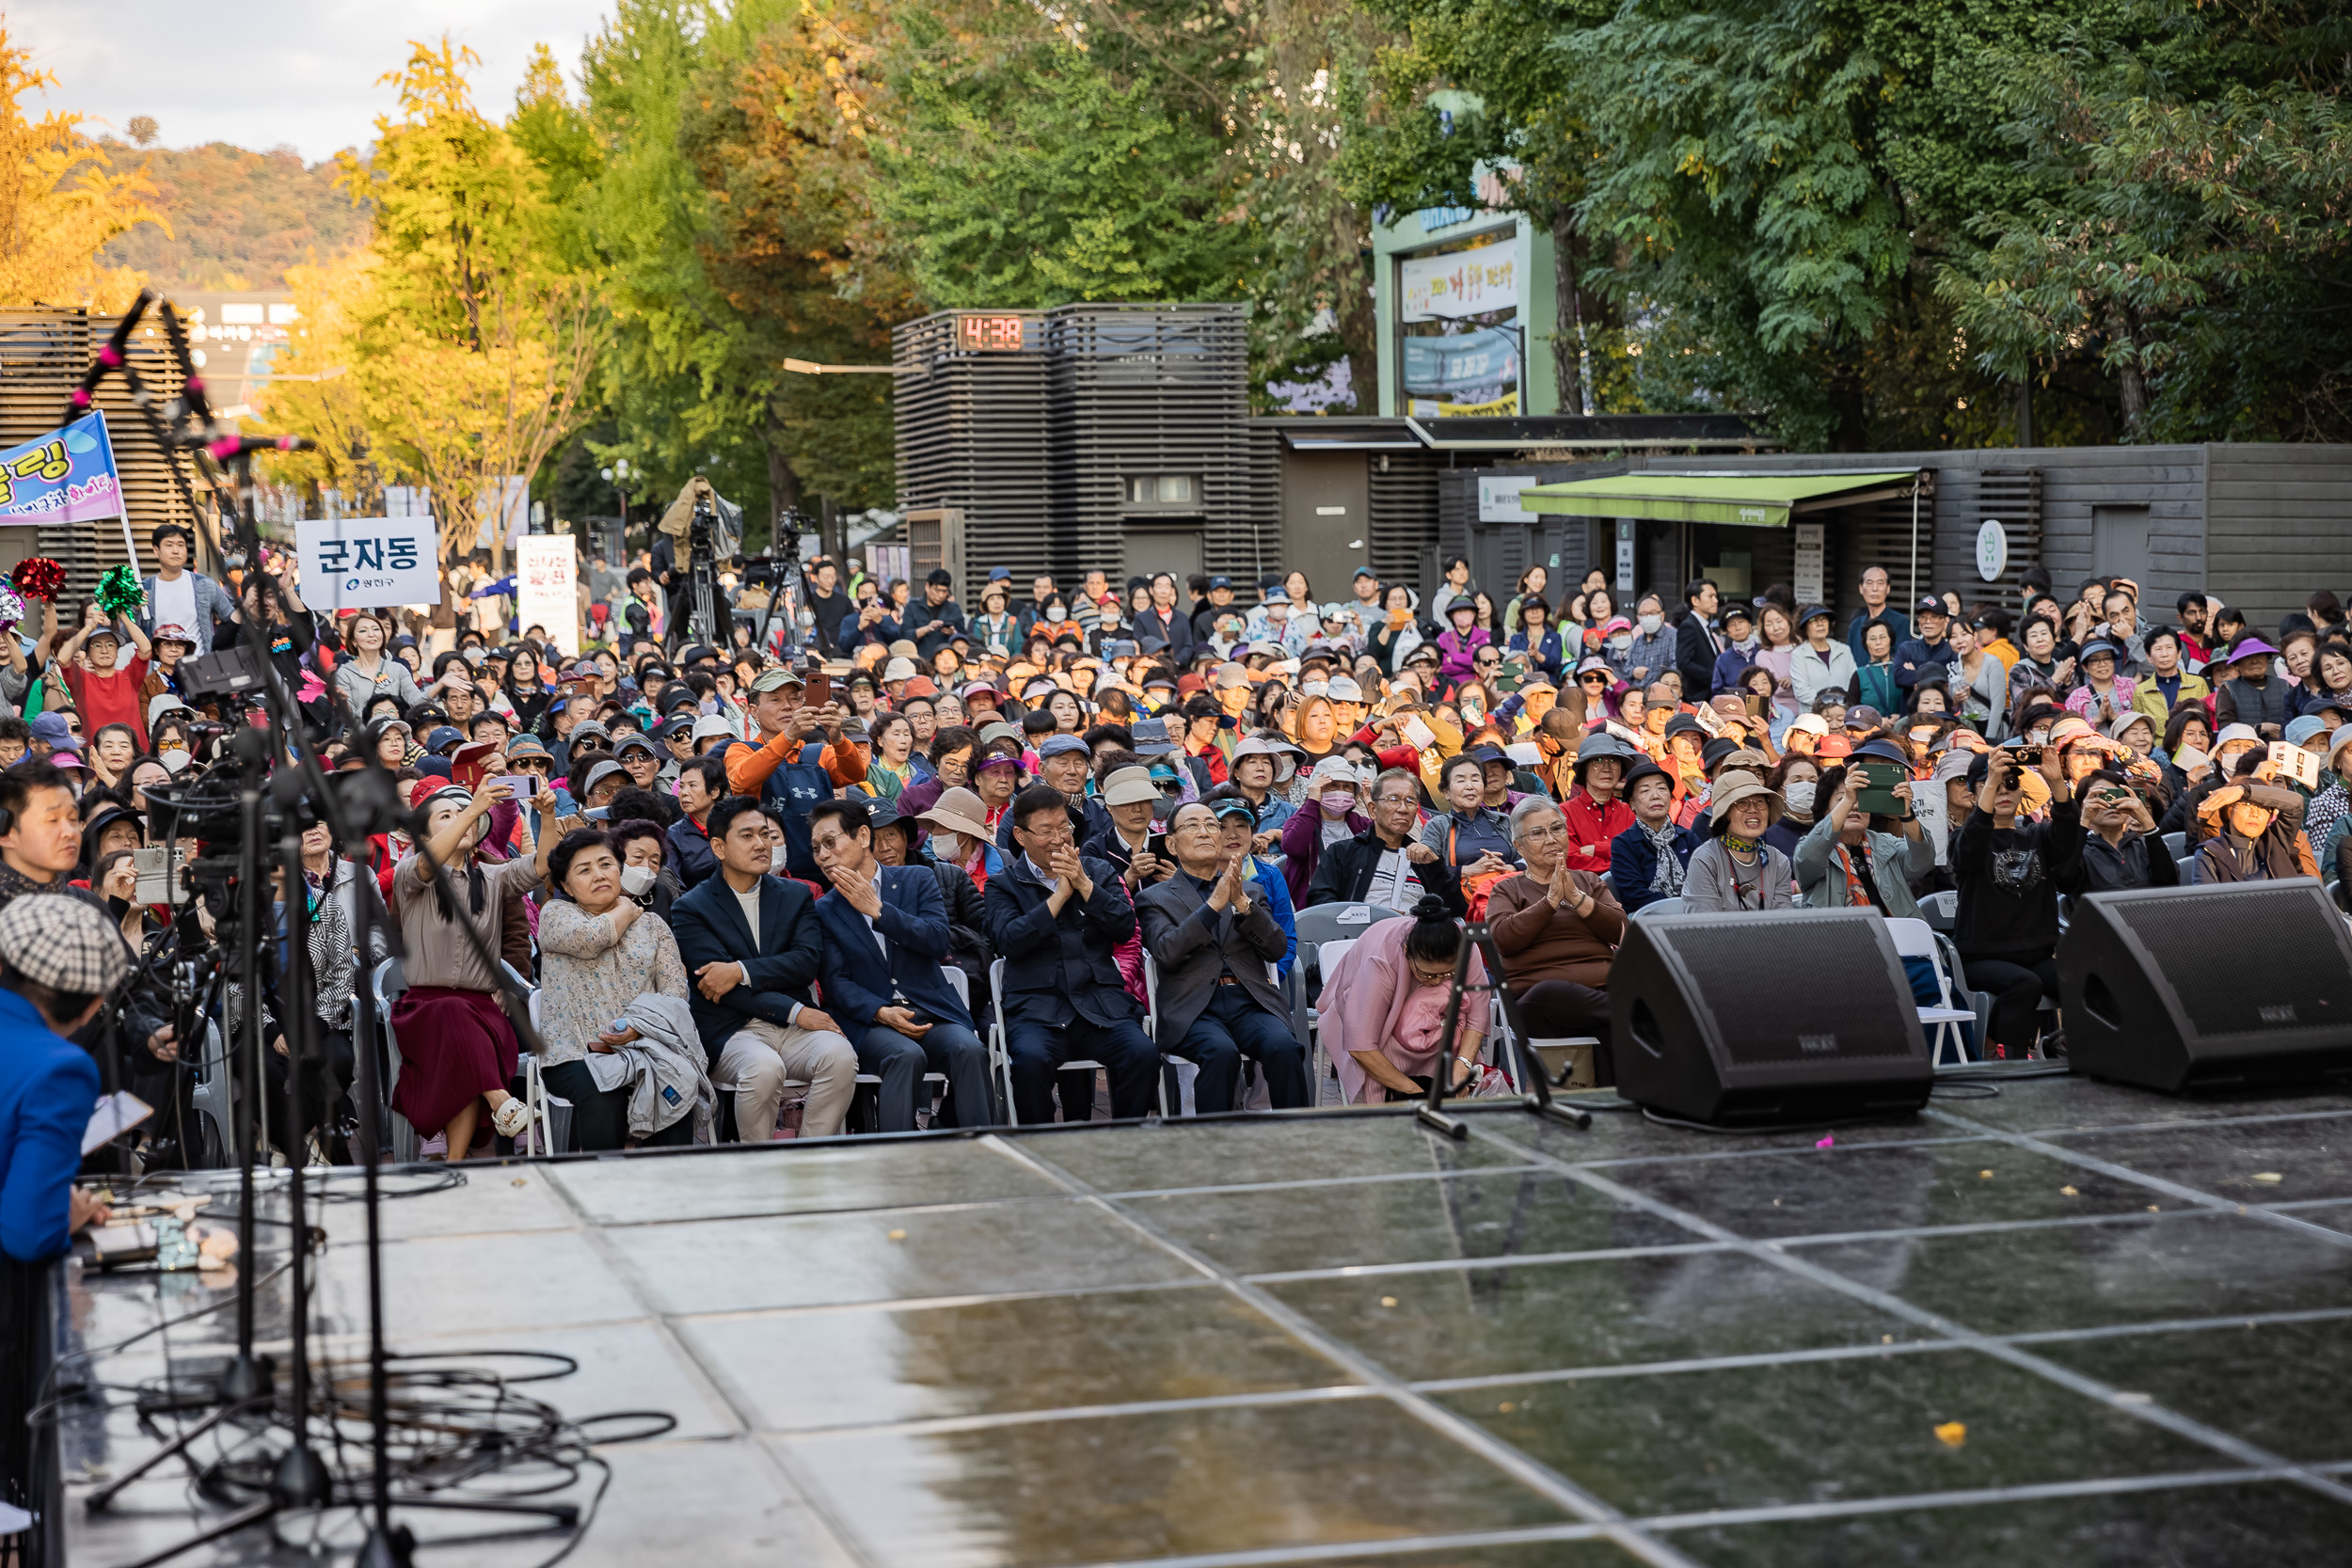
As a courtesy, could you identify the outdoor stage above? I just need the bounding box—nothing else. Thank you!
[55,1066,2352,1567]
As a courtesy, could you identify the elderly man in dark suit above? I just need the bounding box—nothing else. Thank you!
[670,795,858,1140]
[807,798,996,1131]
[1137,801,1308,1112]
[983,784,1157,1124]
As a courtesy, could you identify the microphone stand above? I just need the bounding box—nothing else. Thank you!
[1416,922,1592,1142]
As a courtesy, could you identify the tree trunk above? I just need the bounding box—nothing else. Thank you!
[1550,209,1586,418]
[2111,307,2149,436]
[1329,205,1380,415]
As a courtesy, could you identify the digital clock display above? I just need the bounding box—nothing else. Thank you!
[956,314,1027,353]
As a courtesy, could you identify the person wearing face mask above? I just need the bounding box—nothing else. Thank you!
[537,828,701,1151]
[915,786,1006,894]
[1764,753,1822,860]
[1279,755,1371,902]
[1620,597,1677,689]
[387,784,556,1161]
[608,817,679,922]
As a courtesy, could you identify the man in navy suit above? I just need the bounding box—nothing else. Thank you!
[982,784,1156,1124]
[670,796,858,1139]
[807,799,996,1132]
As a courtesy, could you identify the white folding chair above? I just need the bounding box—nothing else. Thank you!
[1885,916,1978,1067]
[986,956,1110,1126]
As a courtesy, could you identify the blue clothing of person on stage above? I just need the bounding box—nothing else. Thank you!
[0,896,128,1262]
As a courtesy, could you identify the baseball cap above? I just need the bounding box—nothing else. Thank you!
[977,721,1024,748]
[424,725,466,754]
[1915,595,1948,616]
[1037,734,1090,760]
[30,714,80,752]
[960,679,1000,701]
[0,894,130,996]
[882,657,917,682]
[1213,662,1249,689]
[750,665,805,692]
[1788,713,1831,738]
[691,715,736,741]
[1327,674,1363,703]
[152,623,196,647]
[580,760,629,798]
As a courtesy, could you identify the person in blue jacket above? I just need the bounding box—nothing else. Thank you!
[1504,597,1566,682]
[1,895,127,1264]
[1609,760,1703,911]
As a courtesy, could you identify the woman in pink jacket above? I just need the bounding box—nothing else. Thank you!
[1320,896,1492,1103]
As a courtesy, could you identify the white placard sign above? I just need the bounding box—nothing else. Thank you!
[294,516,439,611]
[516,534,580,657]
[1478,475,1537,522]
[1792,522,1825,606]
[1399,238,1522,323]
[1976,518,2010,583]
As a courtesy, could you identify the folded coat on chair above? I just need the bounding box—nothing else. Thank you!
[592,992,717,1143]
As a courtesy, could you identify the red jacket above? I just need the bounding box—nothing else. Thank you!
[1562,789,1635,874]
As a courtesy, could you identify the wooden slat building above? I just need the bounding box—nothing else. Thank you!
[0,308,207,610]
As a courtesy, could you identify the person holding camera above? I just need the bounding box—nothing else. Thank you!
[2058,769,2180,894]
[1952,744,2074,1055]
[1792,749,1932,917]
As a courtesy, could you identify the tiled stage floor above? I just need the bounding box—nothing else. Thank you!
[60,1069,2352,1566]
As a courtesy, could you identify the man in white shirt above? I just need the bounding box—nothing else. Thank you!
[139,524,235,655]
[668,796,859,1139]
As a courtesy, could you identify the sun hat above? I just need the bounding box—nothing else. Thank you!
[1706,770,1785,829]
[691,715,736,741]
[916,786,995,843]
[2283,714,2328,749]
[1130,717,1176,756]
[2227,637,2281,662]
[1307,755,1360,793]
[2214,722,2262,751]
[1099,766,1159,807]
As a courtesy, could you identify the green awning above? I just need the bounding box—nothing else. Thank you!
[1519,471,1921,528]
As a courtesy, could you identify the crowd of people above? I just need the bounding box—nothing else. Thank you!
[6,515,2350,1249]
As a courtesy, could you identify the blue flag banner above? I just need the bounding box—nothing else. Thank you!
[0,411,125,526]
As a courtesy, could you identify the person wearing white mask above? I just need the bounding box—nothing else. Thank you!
[1621,594,1678,689]
[537,827,698,1152]
[1279,754,1368,902]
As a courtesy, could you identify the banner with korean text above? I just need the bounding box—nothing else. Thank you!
[294,515,440,611]
[515,534,579,657]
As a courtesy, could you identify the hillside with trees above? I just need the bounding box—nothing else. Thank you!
[97,138,369,293]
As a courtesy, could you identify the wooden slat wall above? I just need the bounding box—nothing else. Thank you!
[0,309,203,610]
[2202,443,2352,634]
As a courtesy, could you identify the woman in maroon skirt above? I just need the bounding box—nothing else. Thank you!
[389,783,553,1160]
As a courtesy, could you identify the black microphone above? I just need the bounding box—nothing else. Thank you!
[63,292,151,421]
[203,433,318,459]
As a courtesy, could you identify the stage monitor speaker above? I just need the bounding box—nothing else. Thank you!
[2057,880,2352,1092]
[1609,909,1931,1125]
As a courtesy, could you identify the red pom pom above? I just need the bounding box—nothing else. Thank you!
[10,557,65,601]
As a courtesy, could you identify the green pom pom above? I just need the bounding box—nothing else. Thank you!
[95,563,146,617]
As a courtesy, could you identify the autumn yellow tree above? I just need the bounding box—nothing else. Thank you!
[0,24,164,310]
[328,39,600,567]
[254,247,378,507]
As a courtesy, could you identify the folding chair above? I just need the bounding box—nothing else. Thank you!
[1885,916,1979,1067]
[1145,950,1283,1117]
[188,1020,234,1168]
[1631,895,1688,922]
[985,957,1110,1126]
[2162,830,2187,860]
[1917,890,1957,934]
[370,958,418,1164]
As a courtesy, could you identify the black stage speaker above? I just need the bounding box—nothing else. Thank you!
[1609,909,1931,1125]
[2057,880,2352,1092]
